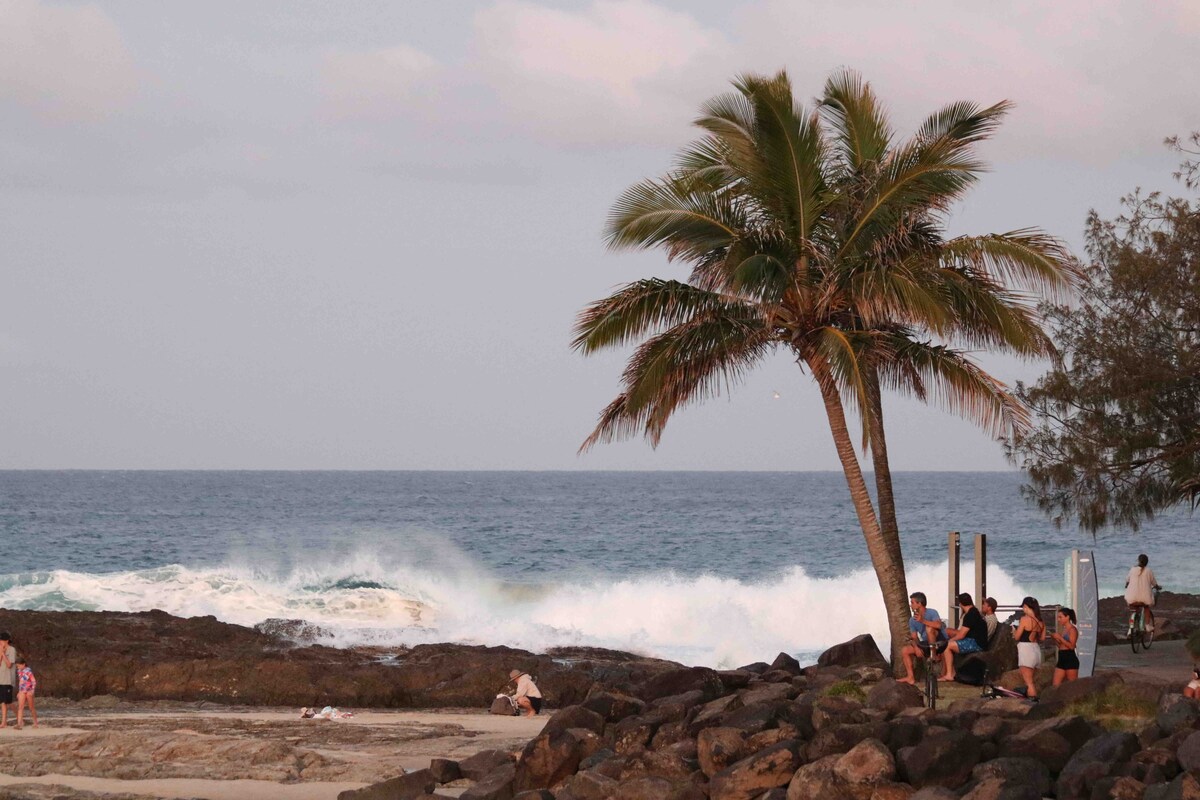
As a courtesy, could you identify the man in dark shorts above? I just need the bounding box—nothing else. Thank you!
[509,669,543,717]
[940,593,989,682]
[0,632,16,728]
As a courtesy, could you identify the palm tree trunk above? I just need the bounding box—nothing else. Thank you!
[864,366,909,616]
[809,357,913,674]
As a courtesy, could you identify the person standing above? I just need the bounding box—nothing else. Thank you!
[1013,597,1046,699]
[1125,554,1161,632]
[1050,607,1080,686]
[0,632,16,728]
[509,669,543,717]
[15,658,37,729]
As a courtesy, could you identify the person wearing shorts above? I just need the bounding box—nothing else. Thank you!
[509,669,543,717]
[898,592,947,685]
[1050,607,1080,686]
[940,593,989,682]
[1013,597,1046,699]
[0,632,15,728]
[15,658,37,728]
[1185,667,1200,699]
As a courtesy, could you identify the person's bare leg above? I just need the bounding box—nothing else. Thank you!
[0,701,7,728]
[1187,686,1198,699]
[516,696,534,717]
[15,694,23,729]
[1020,666,1036,698]
[30,695,37,726]
[939,643,958,681]
[1147,607,1155,631]
[1066,670,1078,683]
[898,647,916,684]
[1053,668,1065,687]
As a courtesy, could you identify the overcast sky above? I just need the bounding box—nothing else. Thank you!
[2,0,1197,470]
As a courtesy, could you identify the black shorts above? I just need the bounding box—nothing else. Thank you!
[1056,649,1080,671]
[0,685,12,704]
[529,697,543,714]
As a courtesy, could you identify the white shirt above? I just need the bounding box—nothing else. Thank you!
[1125,565,1158,606]
[514,674,541,700]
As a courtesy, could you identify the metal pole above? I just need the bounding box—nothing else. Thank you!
[948,531,961,627]
[974,533,987,606]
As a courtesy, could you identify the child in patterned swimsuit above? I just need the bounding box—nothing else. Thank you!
[15,658,37,729]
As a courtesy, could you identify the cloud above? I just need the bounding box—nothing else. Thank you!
[470,0,731,145]
[0,0,137,121]
[320,44,439,120]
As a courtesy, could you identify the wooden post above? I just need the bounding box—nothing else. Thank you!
[948,531,961,627]
[974,533,987,607]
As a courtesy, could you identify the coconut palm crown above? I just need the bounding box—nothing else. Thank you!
[572,69,1080,668]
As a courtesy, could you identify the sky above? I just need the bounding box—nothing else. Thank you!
[1,0,1197,471]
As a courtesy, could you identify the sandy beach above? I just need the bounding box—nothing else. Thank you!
[0,704,548,800]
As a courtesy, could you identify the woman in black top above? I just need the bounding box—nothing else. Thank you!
[1050,607,1080,685]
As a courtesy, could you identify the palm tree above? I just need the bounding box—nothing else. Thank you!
[572,70,1078,668]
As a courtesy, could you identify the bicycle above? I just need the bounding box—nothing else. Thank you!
[917,641,944,709]
[1128,587,1162,653]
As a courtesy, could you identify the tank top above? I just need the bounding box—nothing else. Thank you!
[1018,622,1042,643]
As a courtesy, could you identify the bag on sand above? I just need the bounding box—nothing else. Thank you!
[490,694,518,716]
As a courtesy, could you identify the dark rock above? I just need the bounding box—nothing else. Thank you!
[513,792,555,800]
[817,634,889,671]
[784,754,843,800]
[582,691,645,723]
[1055,731,1139,800]
[578,748,615,771]
[556,771,618,800]
[1159,695,1200,735]
[976,698,1035,719]
[429,758,462,783]
[651,720,689,750]
[612,776,704,800]
[970,757,1050,796]
[833,737,896,784]
[611,715,659,755]
[769,652,802,676]
[887,718,927,754]
[737,682,791,707]
[637,667,725,703]
[1133,747,1180,781]
[1095,776,1148,800]
[697,727,747,778]
[739,662,770,675]
[708,740,801,800]
[717,670,754,691]
[461,763,517,800]
[1144,771,1200,800]
[718,700,788,735]
[688,693,743,734]
[898,729,981,788]
[805,722,891,761]
[255,617,332,642]
[1000,715,1096,774]
[959,777,1040,800]
[542,705,606,737]
[490,696,518,716]
[866,679,925,716]
[908,789,958,800]
[460,749,516,781]
[1178,731,1200,772]
[337,768,437,800]
[514,729,602,792]
[759,669,796,684]
[812,695,865,730]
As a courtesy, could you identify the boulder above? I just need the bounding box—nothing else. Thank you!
[708,740,802,800]
[460,763,517,800]
[1033,672,1123,716]
[636,667,725,703]
[976,698,1034,719]
[739,662,770,675]
[817,634,889,671]
[611,776,702,800]
[556,771,618,800]
[337,769,437,800]
[999,715,1096,774]
[689,693,743,734]
[429,758,461,783]
[865,679,925,716]
[738,682,792,706]
[582,691,645,723]
[958,777,1040,800]
[460,749,515,781]
[717,670,755,691]
[812,695,866,730]
[1145,771,1200,800]
[489,696,517,716]
[833,738,896,784]
[785,754,844,800]
[1054,731,1139,800]
[514,729,603,792]
[1158,695,1200,734]
[969,757,1050,796]
[611,715,659,755]
[908,790,958,800]
[770,652,803,676]
[898,729,981,789]
[1096,776,1149,800]
[541,704,606,738]
[805,722,892,761]
[697,728,747,777]
[513,792,554,800]
[1177,730,1200,772]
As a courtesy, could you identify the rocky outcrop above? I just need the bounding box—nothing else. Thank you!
[0,609,679,708]
[816,634,888,672]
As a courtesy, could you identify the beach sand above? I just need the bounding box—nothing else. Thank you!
[0,705,548,800]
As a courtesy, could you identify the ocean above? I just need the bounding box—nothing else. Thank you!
[0,471,1193,668]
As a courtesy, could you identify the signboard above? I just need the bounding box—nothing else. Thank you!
[1068,550,1099,677]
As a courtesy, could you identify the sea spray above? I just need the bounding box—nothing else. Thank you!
[0,556,1039,668]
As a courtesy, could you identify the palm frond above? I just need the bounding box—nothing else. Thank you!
[820,69,893,173]
[572,279,748,354]
[942,230,1082,301]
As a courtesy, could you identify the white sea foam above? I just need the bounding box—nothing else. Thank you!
[0,555,1037,668]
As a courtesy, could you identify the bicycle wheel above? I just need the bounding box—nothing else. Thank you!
[1144,622,1155,650]
[1131,622,1143,653]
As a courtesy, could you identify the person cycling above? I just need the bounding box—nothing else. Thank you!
[1124,554,1161,633]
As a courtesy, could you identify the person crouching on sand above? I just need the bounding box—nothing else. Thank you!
[509,669,543,717]
[15,658,37,729]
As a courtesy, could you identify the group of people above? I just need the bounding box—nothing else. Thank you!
[897,591,1080,700]
[0,632,38,729]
